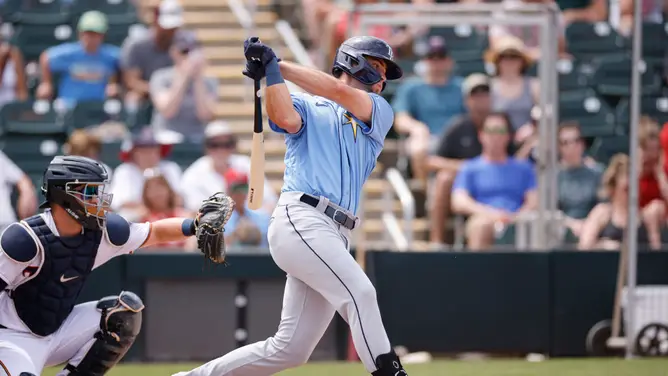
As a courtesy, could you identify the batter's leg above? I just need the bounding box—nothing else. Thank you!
[271,204,403,374]
[173,275,336,376]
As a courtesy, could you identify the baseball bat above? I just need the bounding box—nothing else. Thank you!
[247,78,265,211]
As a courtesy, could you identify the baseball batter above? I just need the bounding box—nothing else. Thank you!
[174,36,408,376]
[0,155,232,375]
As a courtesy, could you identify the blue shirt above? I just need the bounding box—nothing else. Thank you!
[47,42,120,104]
[269,92,394,215]
[452,156,537,212]
[391,76,466,135]
[225,207,271,248]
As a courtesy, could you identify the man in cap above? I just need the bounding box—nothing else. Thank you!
[391,35,465,185]
[181,121,277,214]
[149,32,218,140]
[222,169,271,249]
[37,10,120,105]
[121,0,196,104]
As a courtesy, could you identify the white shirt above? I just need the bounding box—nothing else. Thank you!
[0,211,150,334]
[0,151,26,226]
[181,155,277,213]
[109,160,182,213]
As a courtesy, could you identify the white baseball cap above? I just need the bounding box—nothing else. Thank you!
[157,0,184,29]
[205,121,234,139]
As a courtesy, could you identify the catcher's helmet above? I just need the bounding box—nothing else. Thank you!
[332,36,403,92]
[41,155,112,230]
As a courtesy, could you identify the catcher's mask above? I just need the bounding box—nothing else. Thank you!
[41,155,112,230]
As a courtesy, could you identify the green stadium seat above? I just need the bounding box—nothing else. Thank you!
[641,22,668,64]
[1,0,72,23]
[125,101,154,130]
[557,59,592,93]
[558,90,617,137]
[588,136,629,165]
[99,141,122,169]
[426,25,488,56]
[11,23,76,62]
[453,57,487,77]
[169,142,204,169]
[588,54,663,97]
[565,22,629,61]
[396,58,418,78]
[65,99,126,129]
[615,96,668,132]
[0,138,62,174]
[70,0,137,16]
[0,100,67,136]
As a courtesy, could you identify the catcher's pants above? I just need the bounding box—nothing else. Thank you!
[0,302,100,375]
[174,192,392,376]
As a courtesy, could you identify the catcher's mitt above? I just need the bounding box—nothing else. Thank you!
[195,192,235,264]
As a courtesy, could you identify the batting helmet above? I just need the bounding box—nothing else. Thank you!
[332,36,403,92]
[41,155,112,230]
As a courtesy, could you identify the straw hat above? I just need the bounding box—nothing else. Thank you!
[484,35,534,67]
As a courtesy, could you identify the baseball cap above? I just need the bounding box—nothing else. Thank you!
[417,36,448,59]
[225,169,249,192]
[204,120,233,139]
[157,0,184,29]
[173,31,200,52]
[461,73,490,97]
[77,11,108,34]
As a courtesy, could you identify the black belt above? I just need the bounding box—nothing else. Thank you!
[299,194,357,230]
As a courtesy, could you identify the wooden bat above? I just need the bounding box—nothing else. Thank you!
[247,78,265,211]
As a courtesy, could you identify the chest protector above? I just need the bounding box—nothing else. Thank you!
[12,215,101,336]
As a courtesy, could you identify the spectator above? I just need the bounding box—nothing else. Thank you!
[451,112,538,251]
[489,0,568,60]
[392,35,465,184]
[485,36,540,132]
[149,32,218,141]
[109,126,182,221]
[578,154,655,250]
[223,169,271,250]
[63,129,113,179]
[37,11,120,106]
[181,121,277,214]
[556,122,603,239]
[121,0,191,104]
[427,73,493,245]
[636,116,667,247]
[557,0,607,23]
[0,151,37,231]
[0,35,27,107]
[619,0,664,36]
[138,172,195,251]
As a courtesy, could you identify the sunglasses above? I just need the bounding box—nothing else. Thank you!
[206,140,236,149]
[483,126,509,135]
[559,137,581,146]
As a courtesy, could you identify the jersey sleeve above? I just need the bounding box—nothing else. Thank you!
[268,93,308,136]
[46,43,73,73]
[362,93,395,144]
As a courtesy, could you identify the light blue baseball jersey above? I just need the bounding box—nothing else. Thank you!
[269,92,394,215]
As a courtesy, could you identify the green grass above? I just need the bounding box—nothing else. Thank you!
[43,358,668,376]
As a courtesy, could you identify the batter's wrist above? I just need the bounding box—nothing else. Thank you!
[265,58,284,87]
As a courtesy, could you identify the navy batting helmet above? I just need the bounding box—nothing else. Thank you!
[41,155,112,230]
[332,36,403,92]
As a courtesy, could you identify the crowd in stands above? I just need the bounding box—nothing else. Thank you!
[0,0,667,252]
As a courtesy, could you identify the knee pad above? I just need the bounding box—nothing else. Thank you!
[66,291,145,376]
[371,351,408,376]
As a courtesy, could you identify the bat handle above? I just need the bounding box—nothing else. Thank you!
[253,79,262,134]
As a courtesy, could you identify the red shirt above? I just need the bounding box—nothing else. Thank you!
[141,208,189,249]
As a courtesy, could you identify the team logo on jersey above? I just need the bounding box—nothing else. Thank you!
[342,112,361,142]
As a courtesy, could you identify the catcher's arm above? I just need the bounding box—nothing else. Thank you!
[139,217,196,249]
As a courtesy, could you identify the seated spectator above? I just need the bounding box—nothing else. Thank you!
[0,35,27,107]
[37,11,120,107]
[149,32,218,141]
[557,0,607,23]
[451,112,537,251]
[392,36,465,184]
[109,126,182,221]
[0,151,37,231]
[181,121,277,214]
[619,0,664,36]
[485,36,540,132]
[556,122,603,238]
[223,169,271,250]
[578,154,657,250]
[138,172,196,251]
[489,0,568,60]
[63,129,113,179]
[121,0,191,104]
[427,73,493,245]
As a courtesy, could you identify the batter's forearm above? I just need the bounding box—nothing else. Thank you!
[278,61,341,100]
[140,218,194,249]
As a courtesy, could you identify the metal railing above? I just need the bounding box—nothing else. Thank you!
[383,168,414,251]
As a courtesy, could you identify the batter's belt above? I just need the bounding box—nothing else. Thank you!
[299,194,359,230]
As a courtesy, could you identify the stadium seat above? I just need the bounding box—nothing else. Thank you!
[169,142,204,170]
[0,137,63,175]
[0,101,67,136]
[1,0,72,23]
[558,90,617,137]
[125,102,154,130]
[588,54,663,97]
[99,141,123,169]
[565,22,629,61]
[65,100,126,130]
[426,25,488,58]
[453,57,487,77]
[557,59,592,93]
[641,22,668,69]
[70,0,138,17]
[588,136,629,165]
[11,23,76,62]
[615,96,668,132]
